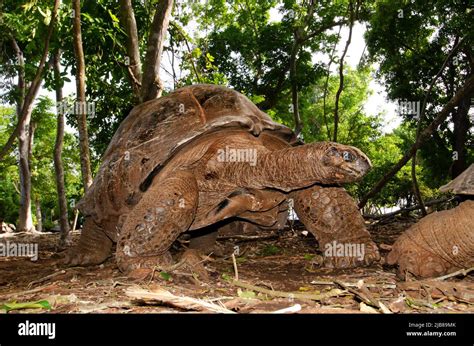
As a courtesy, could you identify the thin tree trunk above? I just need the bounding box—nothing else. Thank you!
[34,197,42,232]
[333,0,354,143]
[451,95,470,178]
[0,0,60,161]
[289,39,302,136]
[140,0,174,102]
[322,25,343,140]
[257,19,347,111]
[359,73,474,208]
[72,0,93,192]
[12,39,25,117]
[18,122,34,232]
[53,51,70,244]
[119,0,142,102]
[11,38,33,232]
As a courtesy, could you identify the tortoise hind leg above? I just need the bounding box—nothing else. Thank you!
[116,171,200,277]
[63,217,113,266]
[292,185,380,268]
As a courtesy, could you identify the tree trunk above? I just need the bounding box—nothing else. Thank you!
[34,197,42,232]
[17,122,34,232]
[140,0,174,102]
[72,0,93,192]
[119,0,142,102]
[11,38,33,232]
[359,73,474,208]
[451,95,470,178]
[0,0,60,161]
[289,39,302,136]
[333,0,354,143]
[53,51,70,244]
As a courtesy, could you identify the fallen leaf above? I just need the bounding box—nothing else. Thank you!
[1,300,51,312]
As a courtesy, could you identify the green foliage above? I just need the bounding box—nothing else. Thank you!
[259,244,281,256]
[30,97,82,227]
[0,106,20,223]
[365,0,473,184]
[1,0,471,226]
[0,99,81,226]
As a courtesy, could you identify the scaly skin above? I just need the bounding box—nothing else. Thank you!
[63,218,113,265]
[216,141,371,191]
[292,185,380,268]
[115,170,199,277]
[387,200,474,279]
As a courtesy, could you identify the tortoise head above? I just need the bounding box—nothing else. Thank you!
[319,142,372,183]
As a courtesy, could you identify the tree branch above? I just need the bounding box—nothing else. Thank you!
[258,19,348,111]
[119,0,142,102]
[0,0,60,161]
[410,36,465,216]
[359,73,474,208]
[140,0,174,102]
[333,1,354,142]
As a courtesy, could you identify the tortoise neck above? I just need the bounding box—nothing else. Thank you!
[216,145,334,192]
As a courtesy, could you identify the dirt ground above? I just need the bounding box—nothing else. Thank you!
[0,217,473,314]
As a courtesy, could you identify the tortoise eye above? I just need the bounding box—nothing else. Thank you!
[343,151,354,162]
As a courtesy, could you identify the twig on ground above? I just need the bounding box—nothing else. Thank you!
[0,284,58,300]
[231,253,239,281]
[334,280,392,313]
[432,267,474,281]
[218,233,279,242]
[125,287,235,313]
[27,270,67,289]
[310,280,396,289]
[334,280,379,307]
[231,279,347,301]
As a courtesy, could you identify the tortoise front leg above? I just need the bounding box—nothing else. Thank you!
[116,170,200,277]
[292,185,380,268]
[63,217,113,266]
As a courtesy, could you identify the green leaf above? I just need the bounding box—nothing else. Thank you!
[0,300,52,312]
[221,273,232,281]
[108,10,119,23]
[22,1,37,12]
[82,13,94,22]
[206,52,215,62]
[37,6,46,17]
[159,272,171,281]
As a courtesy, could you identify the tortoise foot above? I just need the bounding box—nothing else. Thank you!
[387,240,448,279]
[320,239,380,268]
[61,218,113,266]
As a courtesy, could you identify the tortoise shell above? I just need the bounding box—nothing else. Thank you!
[439,164,474,195]
[78,84,296,222]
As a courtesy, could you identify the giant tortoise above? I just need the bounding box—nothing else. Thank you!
[65,84,380,277]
